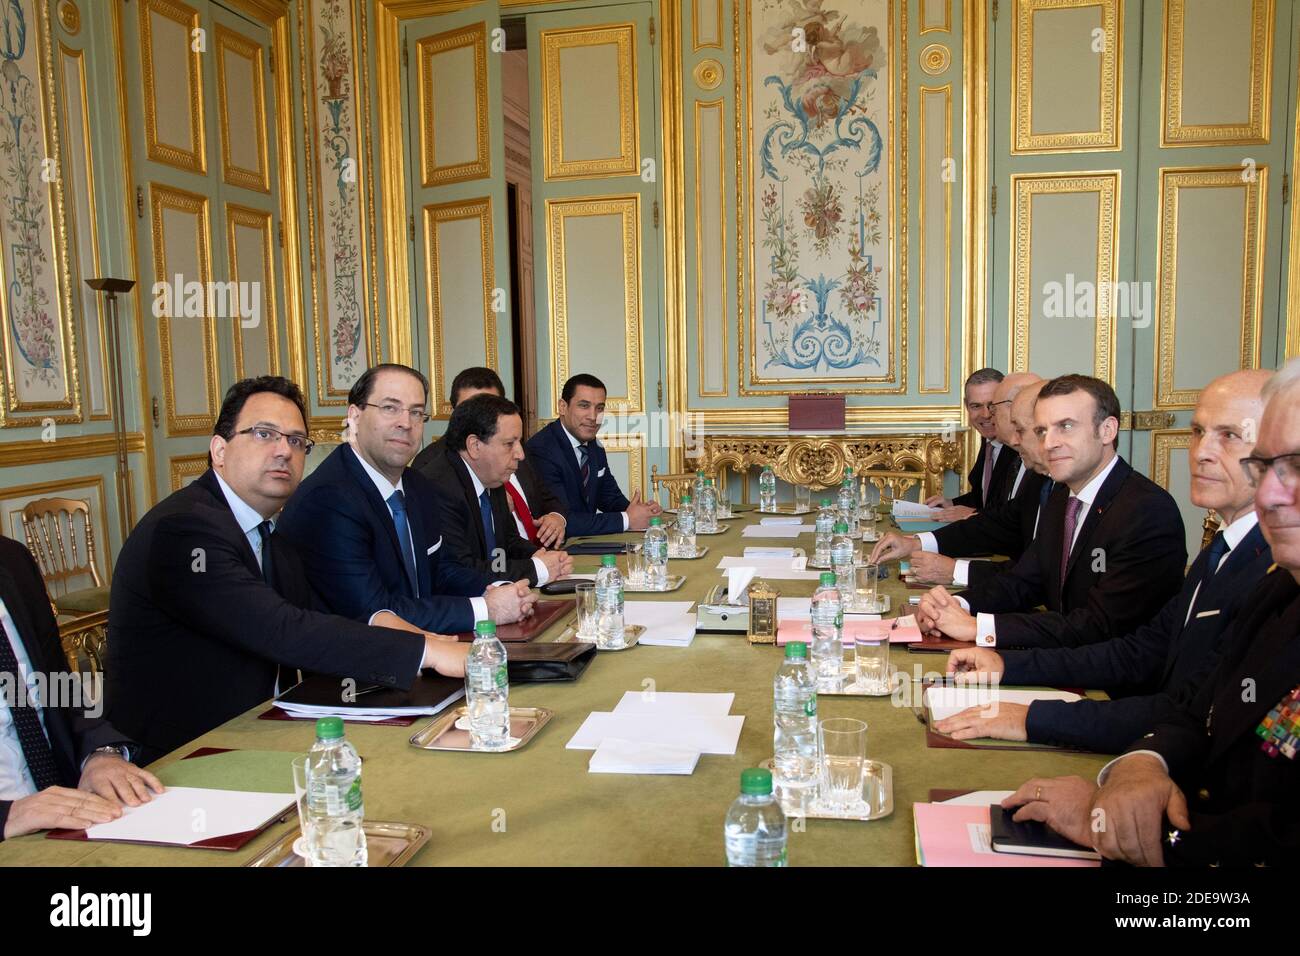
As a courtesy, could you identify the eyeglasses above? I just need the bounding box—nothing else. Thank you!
[966,401,996,414]
[989,399,1013,410]
[363,402,431,423]
[1240,452,1300,489]
[234,426,315,455]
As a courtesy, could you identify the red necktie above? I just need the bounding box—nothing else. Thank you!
[981,442,996,503]
[504,479,539,544]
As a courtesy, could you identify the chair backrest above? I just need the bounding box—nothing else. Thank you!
[650,465,705,509]
[20,497,103,596]
[58,609,107,707]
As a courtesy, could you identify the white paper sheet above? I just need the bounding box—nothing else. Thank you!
[83,786,293,846]
[276,684,464,719]
[716,556,820,581]
[924,687,1082,722]
[744,547,797,558]
[566,713,745,754]
[612,691,734,715]
[759,516,804,525]
[588,738,700,775]
[624,601,696,625]
[741,524,811,538]
[726,566,756,598]
[938,790,1016,806]
[893,499,940,518]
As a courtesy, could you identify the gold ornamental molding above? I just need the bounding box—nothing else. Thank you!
[0,432,146,469]
[418,21,491,187]
[693,58,723,90]
[701,434,962,499]
[1150,428,1192,490]
[919,43,950,76]
[139,0,207,175]
[541,23,639,181]
[57,0,80,35]
[168,453,210,491]
[215,23,272,194]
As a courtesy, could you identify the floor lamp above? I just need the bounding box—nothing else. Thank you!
[84,277,137,544]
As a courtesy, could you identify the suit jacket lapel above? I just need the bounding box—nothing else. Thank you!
[452,452,490,557]
[552,421,590,506]
[1062,459,1131,587]
[341,446,411,594]
[195,470,263,579]
[0,562,51,674]
[1038,486,1068,598]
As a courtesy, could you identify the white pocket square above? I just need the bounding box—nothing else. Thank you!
[1195,609,1219,618]
[597,467,607,477]
[427,538,442,555]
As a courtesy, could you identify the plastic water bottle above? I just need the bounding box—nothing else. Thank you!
[831,521,855,603]
[596,553,625,647]
[305,717,368,867]
[837,475,858,535]
[814,498,835,565]
[644,516,669,590]
[698,478,719,533]
[810,572,844,692]
[773,642,818,806]
[759,465,777,512]
[465,620,511,750]
[676,494,697,554]
[724,768,788,867]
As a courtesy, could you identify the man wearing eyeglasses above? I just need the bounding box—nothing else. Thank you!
[924,368,1016,519]
[106,376,468,763]
[278,364,537,635]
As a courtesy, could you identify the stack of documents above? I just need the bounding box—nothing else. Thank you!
[717,555,820,581]
[81,787,294,848]
[776,617,923,646]
[571,692,744,774]
[892,499,940,519]
[913,792,1099,867]
[743,546,798,558]
[741,523,812,538]
[625,601,698,647]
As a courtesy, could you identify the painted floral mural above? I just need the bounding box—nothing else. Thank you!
[751,0,889,382]
[312,0,366,397]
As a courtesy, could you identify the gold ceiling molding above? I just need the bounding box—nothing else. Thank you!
[693,58,723,90]
[0,432,146,468]
[920,43,951,76]
[1010,171,1120,386]
[418,21,491,187]
[1012,0,1122,153]
[1162,0,1273,147]
[1155,166,1265,410]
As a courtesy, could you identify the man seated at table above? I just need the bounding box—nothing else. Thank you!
[915,374,1186,649]
[924,368,1016,520]
[935,370,1273,752]
[106,376,468,763]
[997,361,1300,865]
[871,374,1047,587]
[424,394,572,585]
[278,363,537,634]
[411,366,569,548]
[0,535,164,841]
[524,373,660,536]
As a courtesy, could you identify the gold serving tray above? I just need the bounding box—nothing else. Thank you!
[624,575,687,593]
[556,623,645,650]
[409,706,553,753]
[246,820,430,867]
[666,546,710,559]
[761,760,895,822]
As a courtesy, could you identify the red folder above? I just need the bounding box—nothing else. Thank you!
[455,598,570,642]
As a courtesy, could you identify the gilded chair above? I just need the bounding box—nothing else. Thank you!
[58,609,107,708]
[651,464,707,509]
[20,497,110,616]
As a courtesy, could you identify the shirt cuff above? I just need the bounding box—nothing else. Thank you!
[469,596,489,622]
[917,532,938,553]
[621,512,630,531]
[975,612,997,647]
[532,556,551,586]
[1097,750,1169,786]
[367,609,394,625]
[952,559,970,587]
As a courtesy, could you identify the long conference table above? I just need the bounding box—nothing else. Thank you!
[0,508,1108,867]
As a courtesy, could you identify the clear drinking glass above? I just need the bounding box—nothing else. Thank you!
[854,563,881,613]
[625,543,645,588]
[854,636,891,695]
[574,583,598,640]
[818,717,867,812]
[794,485,811,512]
[290,755,315,863]
[717,485,732,518]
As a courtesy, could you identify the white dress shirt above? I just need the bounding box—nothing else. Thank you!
[562,424,630,531]
[965,454,1121,646]
[0,599,49,801]
[465,458,551,586]
[213,470,272,571]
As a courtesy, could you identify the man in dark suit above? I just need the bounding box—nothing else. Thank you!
[106,377,468,762]
[937,370,1274,752]
[411,366,568,548]
[1001,362,1300,865]
[0,536,163,841]
[523,373,660,538]
[924,367,1016,519]
[278,364,536,634]
[917,374,1186,650]
[871,376,1047,587]
[424,394,572,585]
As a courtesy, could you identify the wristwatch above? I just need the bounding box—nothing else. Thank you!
[83,745,130,767]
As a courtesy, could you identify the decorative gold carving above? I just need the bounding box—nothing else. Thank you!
[1151,428,1192,489]
[226,203,280,379]
[418,21,491,187]
[1131,410,1176,431]
[1010,171,1119,385]
[215,23,271,193]
[139,0,207,174]
[423,197,498,419]
[1162,0,1273,147]
[693,58,723,90]
[168,453,210,491]
[920,43,951,75]
[702,434,962,499]
[1155,167,1264,409]
[919,84,952,393]
[0,432,145,468]
[546,196,644,413]
[695,99,727,396]
[58,0,80,35]
[150,183,218,435]
[541,23,639,181]
[59,610,107,681]
[1013,0,1121,153]
[597,432,647,497]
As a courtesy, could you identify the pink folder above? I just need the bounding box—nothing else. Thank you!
[912,802,1099,867]
[777,618,923,646]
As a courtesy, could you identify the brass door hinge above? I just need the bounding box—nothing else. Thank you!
[1284,172,1290,205]
[402,45,408,68]
[649,15,655,45]
[657,380,663,406]
[136,186,144,219]
[653,199,659,228]
[409,214,415,242]
[151,396,160,429]
[990,184,997,217]
[268,48,274,74]
[992,0,1000,21]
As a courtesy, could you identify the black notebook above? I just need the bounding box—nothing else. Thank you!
[275,672,465,717]
[989,805,1101,861]
[564,541,628,555]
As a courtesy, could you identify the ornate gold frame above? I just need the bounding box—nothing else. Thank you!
[597,431,647,497]
[215,22,271,194]
[694,97,727,397]
[921,0,953,34]
[919,83,953,394]
[418,21,491,187]
[691,0,723,51]
[225,202,281,379]
[1150,427,1192,489]
[168,453,211,491]
[138,0,207,175]
[1155,166,1265,409]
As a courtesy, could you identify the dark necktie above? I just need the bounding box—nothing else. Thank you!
[480,490,497,557]
[1038,478,1054,510]
[0,623,61,791]
[578,443,591,494]
[258,522,298,694]
[387,490,419,597]
[981,443,996,503]
[1192,531,1231,616]
[1060,496,1084,587]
